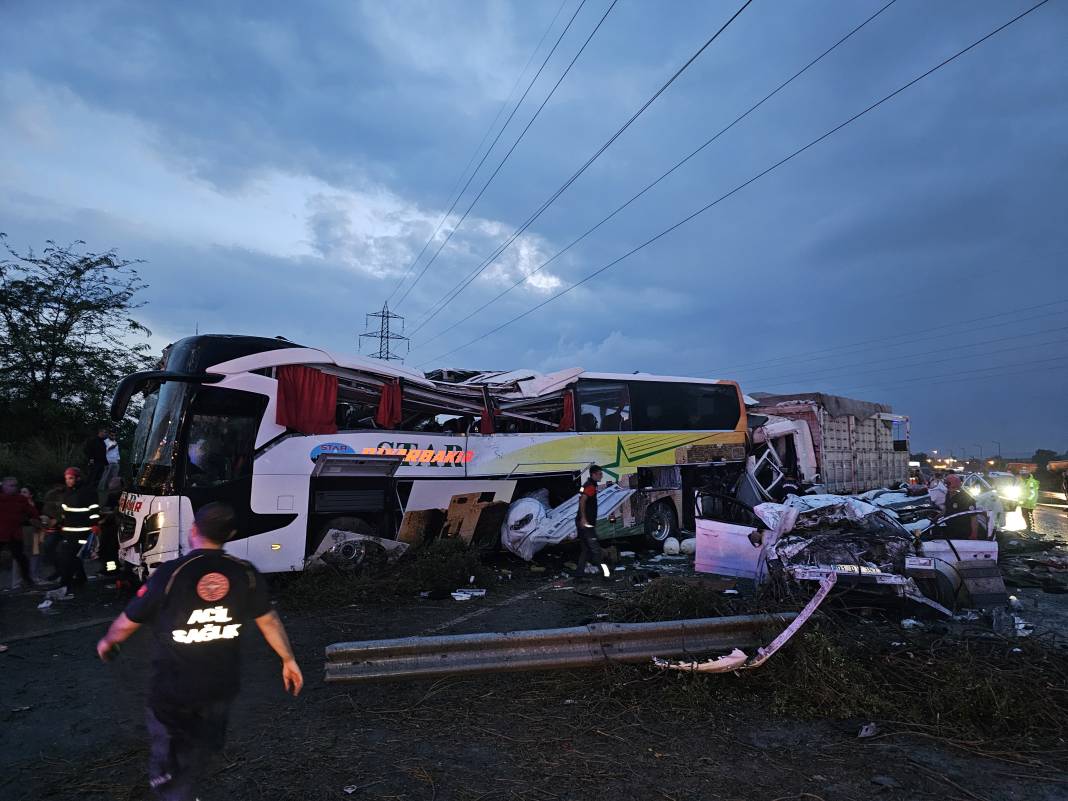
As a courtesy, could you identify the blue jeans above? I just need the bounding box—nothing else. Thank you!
[146,699,232,800]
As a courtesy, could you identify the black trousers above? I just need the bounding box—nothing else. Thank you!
[1,539,32,585]
[147,699,232,801]
[1022,507,1036,530]
[57,536,86,591]
[574,523,604,577]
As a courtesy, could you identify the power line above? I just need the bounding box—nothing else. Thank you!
[721,297,1068,375]
[416,0,1053,368]
[736,312,1068,386]
[408,0,756,335]
[411,0,898,349]
[825,353,1068,397]
[394,0,612,307]
[385,0,571,305]
[751,330,1068,392]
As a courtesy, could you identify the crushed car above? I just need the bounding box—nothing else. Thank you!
[694,490,1007,614]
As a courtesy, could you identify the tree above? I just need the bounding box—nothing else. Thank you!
[0,235,153,444]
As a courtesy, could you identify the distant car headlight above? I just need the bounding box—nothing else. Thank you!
[966,486,981,497]
[1000,485,1020,500]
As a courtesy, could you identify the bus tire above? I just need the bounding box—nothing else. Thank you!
[643,501,679,548]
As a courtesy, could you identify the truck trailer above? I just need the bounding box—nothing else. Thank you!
[749,392,909,494]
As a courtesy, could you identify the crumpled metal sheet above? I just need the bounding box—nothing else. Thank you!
[653,574,837,673]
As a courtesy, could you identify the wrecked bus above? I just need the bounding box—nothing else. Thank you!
[110,334,749,575]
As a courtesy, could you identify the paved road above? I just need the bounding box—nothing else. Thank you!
[1004,502,1068,539]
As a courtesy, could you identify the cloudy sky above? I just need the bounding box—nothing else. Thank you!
[2,0,1066,454]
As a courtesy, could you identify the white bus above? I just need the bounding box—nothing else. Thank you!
[111,334,749,575]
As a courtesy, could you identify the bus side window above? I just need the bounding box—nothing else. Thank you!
[629,382,741,431]
[184,388,267,488]
[576,381,631,432]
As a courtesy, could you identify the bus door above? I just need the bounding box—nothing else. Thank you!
[179,386,269,559]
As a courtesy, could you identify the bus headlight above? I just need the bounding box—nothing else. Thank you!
[141,512,164,552]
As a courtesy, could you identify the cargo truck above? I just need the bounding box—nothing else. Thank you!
[748,392,910,494]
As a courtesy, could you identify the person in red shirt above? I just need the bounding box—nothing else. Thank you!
[574,465,610,581]
[0,476,37,588]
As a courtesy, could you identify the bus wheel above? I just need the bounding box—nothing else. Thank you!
[643,502,678,548]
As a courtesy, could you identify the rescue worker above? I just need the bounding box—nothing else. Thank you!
[58,466,100,595]
[574,465,610,581]
[96,502,303,801]
[942,474,978,539]
[1020,471,1040,531]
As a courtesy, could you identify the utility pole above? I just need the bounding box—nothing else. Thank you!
[991,440,1002,459]
[359,302,410,362]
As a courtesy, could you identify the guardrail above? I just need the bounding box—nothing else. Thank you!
[325,613,798,683]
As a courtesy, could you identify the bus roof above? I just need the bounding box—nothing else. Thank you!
[207,346,436,387]
[580,371,735,386]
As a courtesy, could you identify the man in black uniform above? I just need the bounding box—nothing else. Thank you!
[574,465,610,581]
[84,426,108,486]
[96,502,303,801]
[942,474,979,539]
[58,466,100,595]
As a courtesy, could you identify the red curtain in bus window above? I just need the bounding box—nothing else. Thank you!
[558,389,575,431]
[479,387,495,435]
[275,365,338,434]
[375,379,403,429]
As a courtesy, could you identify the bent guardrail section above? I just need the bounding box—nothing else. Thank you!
[324,612,799,683]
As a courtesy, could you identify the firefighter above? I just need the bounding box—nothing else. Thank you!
[96,502,302,801]
[1020,472,1040,531]
[57,466,100,596]
[574,465,610,581]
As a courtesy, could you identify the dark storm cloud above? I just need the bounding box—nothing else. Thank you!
[2,0,1066,453]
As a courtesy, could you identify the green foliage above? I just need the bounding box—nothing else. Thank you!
[0,235,153,444]
[0,435,80,493]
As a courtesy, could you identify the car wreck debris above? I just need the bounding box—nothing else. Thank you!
[653,574,835,673]
[324,611,799,683]
[695,491,1008,613]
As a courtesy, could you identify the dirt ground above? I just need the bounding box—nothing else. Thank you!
[2,507,1067,801]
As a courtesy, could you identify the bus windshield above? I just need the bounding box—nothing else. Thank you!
[130,382,192,493]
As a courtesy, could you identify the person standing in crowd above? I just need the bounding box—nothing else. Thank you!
[1062,469,1068,517]
[57,467,100,597]
[574,465,611,581]
[1020,471,1040,531]
[98,477,123,575]
[0,476,37,589]
[97,502,303,801]
[21,486,46,583]
[98,430,121,502]
[943,474,979,539]
[84,426,108,486]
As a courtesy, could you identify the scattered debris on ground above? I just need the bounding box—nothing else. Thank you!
[277,539,495,610]
[604,577,1068,744]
